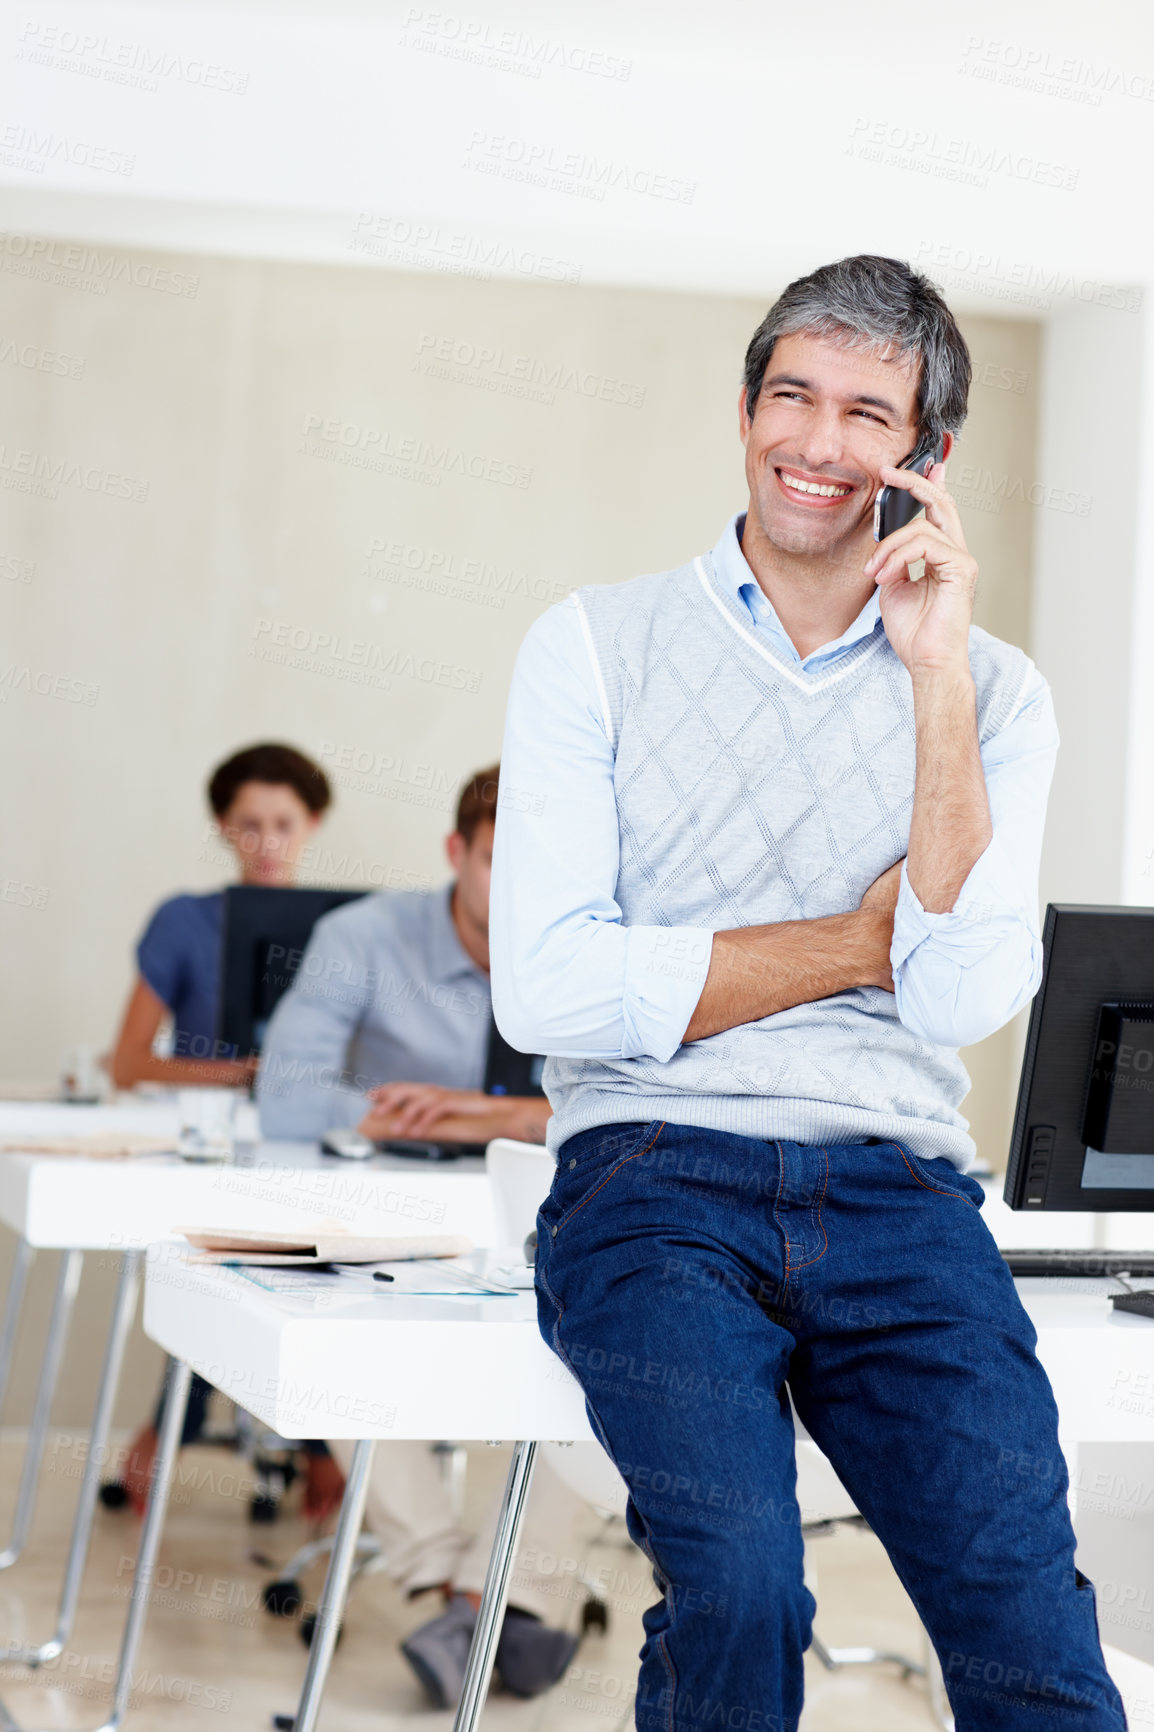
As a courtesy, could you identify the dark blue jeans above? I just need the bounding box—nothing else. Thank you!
[535,1124,1126,1732]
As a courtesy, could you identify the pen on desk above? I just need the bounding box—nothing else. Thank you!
[373,1271,395,1283]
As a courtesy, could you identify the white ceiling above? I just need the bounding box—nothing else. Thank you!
[2,0,1151,310]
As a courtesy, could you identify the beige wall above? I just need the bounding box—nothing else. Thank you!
[0,244,1038,1421]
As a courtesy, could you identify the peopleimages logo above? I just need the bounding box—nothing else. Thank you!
[17,21,250,95]
[0,443,148,502]
[299,413,532,490]
[915,240,1141,314]
[847,117,1079,191]
[413,332,646,408]
[399,8,632,81]
[249,619,483,695]
[0,336,85,379]
[0,232,199,298]
[363,536,570,611]
[959,36,1154,106]
[348,213,582,285]
[0,124,135,177]
[463,131,696,204]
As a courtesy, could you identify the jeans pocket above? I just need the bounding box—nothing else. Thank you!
[893,1141,985,1208]
[548,1120,665,1231]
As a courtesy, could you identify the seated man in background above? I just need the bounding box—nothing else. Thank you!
[258,762,548,1147]
[258,765,583,1705]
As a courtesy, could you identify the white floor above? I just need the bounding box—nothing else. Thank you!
[0,1432,1144,1730]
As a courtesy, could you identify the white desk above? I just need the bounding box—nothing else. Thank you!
[124,1256,1154,1732]
[0,1102,494,1248]
[0,1098,495,1688]
[135,1254,589,1732]
[1018,1277,1154,1440]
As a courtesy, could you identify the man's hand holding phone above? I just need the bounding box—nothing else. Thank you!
[863,459,978,681]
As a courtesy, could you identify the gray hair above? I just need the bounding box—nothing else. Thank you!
[742,255,971,449]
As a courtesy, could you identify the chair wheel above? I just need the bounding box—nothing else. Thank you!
[581,1597,609,1634]
[262,1578,303,1617]
[99,1481,130,1510]
[250,1492,280,1523]
[299,1611,344,1649]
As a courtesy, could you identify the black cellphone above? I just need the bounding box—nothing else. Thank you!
[872,437,945,543]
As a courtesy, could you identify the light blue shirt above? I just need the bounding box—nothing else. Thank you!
[720,511,884,671]
[257,886,491,1139]
[491,513,1059,1063]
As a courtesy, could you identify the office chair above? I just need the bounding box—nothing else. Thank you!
[260,1440,467,1646]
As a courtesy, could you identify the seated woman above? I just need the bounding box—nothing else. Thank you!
[105,743,341,1514]
[109,741,330,1089]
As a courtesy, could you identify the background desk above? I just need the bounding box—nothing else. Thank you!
[139,1254,593,1732]
[0,1098,495,1677]
[133,1257,1154,1732]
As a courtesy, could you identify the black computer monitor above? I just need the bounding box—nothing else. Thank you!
[216,885,367,1057]
[484,1018,546,1098]
[1004,905,1154,1212]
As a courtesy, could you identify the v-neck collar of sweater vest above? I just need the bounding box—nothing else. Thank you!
[693,555,890,697]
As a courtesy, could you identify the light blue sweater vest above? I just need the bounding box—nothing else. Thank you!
[543,552,1034,1168]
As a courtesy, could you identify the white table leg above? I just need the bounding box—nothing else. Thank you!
[2,1252,142,1664]
[92,1355,192,1732]
[289,1438,376,1732]
[0,1241,35,1415]
[453,1439,540,1732]
[0,1250,83,1572]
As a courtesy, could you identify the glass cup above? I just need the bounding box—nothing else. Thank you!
[60,1044,103,1103]
[176,1089,238,1163]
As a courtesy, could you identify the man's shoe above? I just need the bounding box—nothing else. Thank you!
[401,1594,477,1708]
[495,1607,580,1698]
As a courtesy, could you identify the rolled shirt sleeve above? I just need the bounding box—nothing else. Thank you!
[490,598,714,1062]
[891,669,1059,1048]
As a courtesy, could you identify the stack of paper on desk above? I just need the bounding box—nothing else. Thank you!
[177,1226,473,1265]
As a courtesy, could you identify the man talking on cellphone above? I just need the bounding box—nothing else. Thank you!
[490,256,1125,1730]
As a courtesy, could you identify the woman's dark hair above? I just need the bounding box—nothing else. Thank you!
[743,254,972,448]
[207,743,332,818]
[456,763,500,844]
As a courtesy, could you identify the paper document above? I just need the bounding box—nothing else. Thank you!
[177,1226,473,1265]
[0,1135,176,1159]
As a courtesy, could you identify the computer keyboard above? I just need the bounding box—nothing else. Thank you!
[1002,1249,1154,1278]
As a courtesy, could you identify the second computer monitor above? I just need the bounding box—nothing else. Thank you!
[216,885,367,1057]
[1004,904,1154,1212]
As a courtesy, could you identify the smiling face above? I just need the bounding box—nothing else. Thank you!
[740,329,923,564]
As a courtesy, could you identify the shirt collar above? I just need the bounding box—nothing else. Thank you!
[709,511,883,668]
[427,883,488,984]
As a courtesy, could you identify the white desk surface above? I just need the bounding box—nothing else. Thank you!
[3,1099,1152,1259]
[143,1254,1154,1448]
[144,1251,593,1443]
[0,1099,494,1250]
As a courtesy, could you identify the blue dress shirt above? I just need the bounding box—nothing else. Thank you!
[136,891,225,1057]
[257,886,492,1139]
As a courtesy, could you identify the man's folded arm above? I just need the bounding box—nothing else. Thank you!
[891,673,1059,1048]
[491,601,892,1059]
